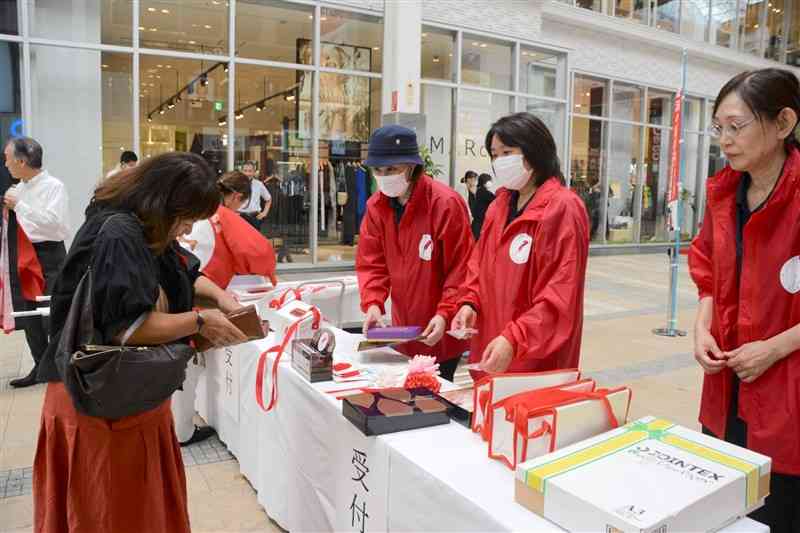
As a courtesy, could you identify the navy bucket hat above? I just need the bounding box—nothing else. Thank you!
[364,125,424,168]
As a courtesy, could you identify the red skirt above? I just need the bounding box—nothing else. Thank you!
[33,383,190,533]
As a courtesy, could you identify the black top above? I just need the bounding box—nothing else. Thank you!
[472,186,496,239]
[506,190,534,227]
[389,197,406,224]
[37,206,202,382]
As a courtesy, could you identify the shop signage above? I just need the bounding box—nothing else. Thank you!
[667,91,683,231]
[214,100,224,111]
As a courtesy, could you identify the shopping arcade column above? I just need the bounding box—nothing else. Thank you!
[380,0,425,136]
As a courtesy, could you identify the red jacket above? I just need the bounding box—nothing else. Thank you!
[689,147,800,475]
[202,206,277,289]
[460,178,589,378]
[356,175,473,362]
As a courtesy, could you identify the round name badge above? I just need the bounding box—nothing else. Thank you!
[779,255,800,294]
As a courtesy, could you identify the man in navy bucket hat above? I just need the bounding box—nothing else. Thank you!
[355,125,474,382]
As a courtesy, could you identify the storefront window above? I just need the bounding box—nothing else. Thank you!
[570,116,607,243]
[455,90,512,190]
[765,0,786,61]
[30,0,131,45]
[787,5,800,66]
[519,48,559,98]
[681,132,702,237]
[607,123,642,244]
[461,35,512,91]
[709,0,737,48]
[615,0,647,24]
[739,0,766,56]
[0,0,19,35]
[237,0,313,64]
[233,64,313,264]
[653,0,680,33]
[320,9,383,73]
[138,55,227,175]
[421,27,456,82]
[139,0,228,55]
[641,127,671,242]
[573,76,608,117]
[0,41,20,159]
[523,98,565,157]
[30,46,133,223]
[684,97,703,132]
[612,82,643,123]
[421,84,454,185]
[647,89,673,126]
[680,0,709,41]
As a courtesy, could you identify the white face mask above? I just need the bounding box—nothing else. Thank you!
[378,172,410,198]
[492,154,532,191]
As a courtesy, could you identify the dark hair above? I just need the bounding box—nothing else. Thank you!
[217,170,252,200]
[5,136,43,169]
[94,152,219,253]
[713,68,800,150]
[478,173,492,188]
[464,170,478,180]
[120,150,138,164]
[484,112,563,186]
[242,160,257,170]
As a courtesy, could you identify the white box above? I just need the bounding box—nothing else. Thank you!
[267,300,318,344]
[515,416,771,533]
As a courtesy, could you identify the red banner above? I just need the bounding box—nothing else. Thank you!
[668,91,683,205]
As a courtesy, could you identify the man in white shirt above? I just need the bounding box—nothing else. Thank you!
[3,137,70,387]
[238,161,271,231]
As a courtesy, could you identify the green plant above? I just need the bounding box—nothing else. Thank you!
[419,146,443,178]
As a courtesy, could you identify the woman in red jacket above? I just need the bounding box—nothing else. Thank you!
[689,68,800,533]
[357,125,473,382]
[452,112,589,376]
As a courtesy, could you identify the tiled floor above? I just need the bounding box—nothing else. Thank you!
[0,253,703,532]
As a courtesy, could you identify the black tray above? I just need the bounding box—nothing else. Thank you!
[342,388,451,436]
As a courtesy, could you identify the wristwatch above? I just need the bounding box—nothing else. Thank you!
[196,310,205,333]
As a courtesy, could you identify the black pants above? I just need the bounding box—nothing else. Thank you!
[438,357,460,383]
[240,212,262,231]
[703,376,800,533]
[21,241,66,367]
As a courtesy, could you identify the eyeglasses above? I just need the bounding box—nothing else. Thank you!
[709,117,756,139]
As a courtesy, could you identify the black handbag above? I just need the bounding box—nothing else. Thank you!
[54,215,196,419]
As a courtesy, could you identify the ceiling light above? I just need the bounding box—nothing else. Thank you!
[204,24,212,29]
[224,64,229,72]
[175,94,182,103]
[139,26,145,30]
[235,112,244,120]
[472,41,479,46]
[159,107,165,115]
[754,23,759,28]
[167,99,175,109]
[188,40,196,44]
[321,16,327,21]
[373,46,380,50]
[161,9,170,14]
[218,119,227,126]
[448,53,453,57]
[422,33,428,37]
[585,92,590,96]
[147,115,153,122]
[285,94,296,102]
[575,104,581,108]
[148,7,156,12]
[156,64,163,68]
[212,0,220,4]
[480,43,487,48]
[150,27,158,31]
[200,75,209,87]
[165,64,172,68]
[308,14,313,19]
[101,64,109,68]
[432,56,440,63]
[256,103,264,112]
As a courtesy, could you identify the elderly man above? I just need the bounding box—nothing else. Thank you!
[3,137,70,388]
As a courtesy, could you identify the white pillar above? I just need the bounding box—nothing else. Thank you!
[381,0,422,121]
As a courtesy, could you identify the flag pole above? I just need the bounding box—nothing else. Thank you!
[654,49,688,338]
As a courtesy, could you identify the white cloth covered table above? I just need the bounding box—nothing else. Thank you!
[197,328,769,533]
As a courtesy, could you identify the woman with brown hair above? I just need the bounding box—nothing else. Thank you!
[689,68,800,532]
[33,152,247,533]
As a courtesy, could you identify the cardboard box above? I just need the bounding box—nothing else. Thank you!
[515,416,771,533]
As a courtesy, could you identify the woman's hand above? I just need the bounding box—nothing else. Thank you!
[694,326,726,375]
[199,310,248,347]
[725,341,781,383]
[362,305,385,335]
[216,291,244,315]
[480,335,514,374]
[421,315,446,346]
[451,305,477,332]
